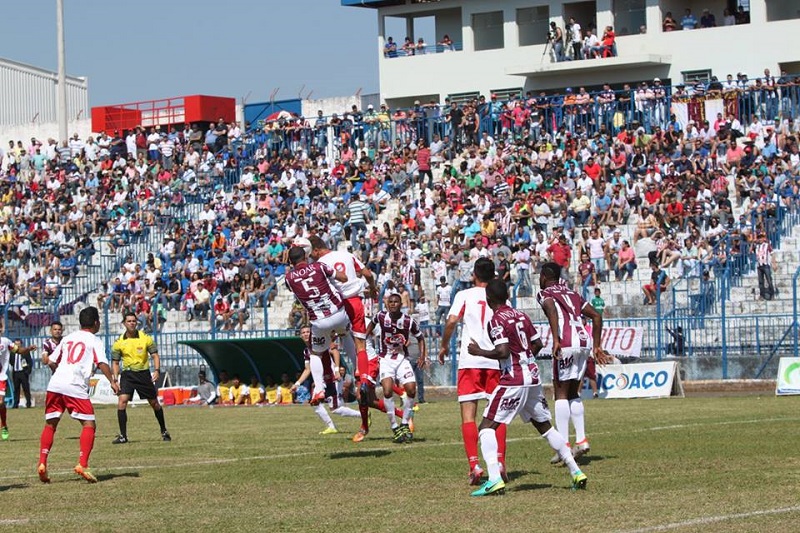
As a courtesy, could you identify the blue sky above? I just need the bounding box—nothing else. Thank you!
[0,1,379,106]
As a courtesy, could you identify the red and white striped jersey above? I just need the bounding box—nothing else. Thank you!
[374,311,422,360]
[285,262,344,322]
[487,305,541,387]
[537,284,592,350]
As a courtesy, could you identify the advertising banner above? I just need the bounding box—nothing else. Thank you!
[776,358,800,396]
[583,361,682,399]
[538,326,644,359]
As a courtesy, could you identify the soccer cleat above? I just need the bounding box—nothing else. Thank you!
[352,429,367,443]
[309,391,326,406]
[468,465,485,486]
[319,427,338,435]
[162,431,172,442]
[392,425,407,444]
[572,439,590,459]
[571,471,588,491]
[37,463,50,484]
[74,464,97,483]
[550,452,563,465]
[471,478,506,497]
[408,417,415,434]
[412,403,420,412]
[112,434,128,444]
[400,423,412,442]
[1,426,8,440]
[500,463,509,483]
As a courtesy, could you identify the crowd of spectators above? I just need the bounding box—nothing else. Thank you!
[1,67,798,339]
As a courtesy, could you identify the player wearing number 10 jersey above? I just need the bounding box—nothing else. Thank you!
[439,258,507,485]
[468,279,586,496]
[37,306,119,484]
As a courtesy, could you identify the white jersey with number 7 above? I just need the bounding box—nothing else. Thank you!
[448,287,499,370]
[47,330,109,399]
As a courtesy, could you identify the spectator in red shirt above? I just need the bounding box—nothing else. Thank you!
[644,183,663,215]
[583,157,602,181]
[416,140,432,188]
[547,233,572,282]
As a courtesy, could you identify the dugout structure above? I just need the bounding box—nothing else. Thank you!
[178,337,305,383]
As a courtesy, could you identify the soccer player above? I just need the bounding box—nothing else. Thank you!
[537,262,609,463]
[110,312,171,444]
[350,318,407,442]
[367,293,428,443]
[438,257,507,484]
[292,327,361,434]
[309,236,379,436]
[37,306,120,483]
[40,321,64,369]
[467,279,587,496]
[284,246,349,405]
[0,336,37,439]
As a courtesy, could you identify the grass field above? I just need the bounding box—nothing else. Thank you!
[0,395,798,532]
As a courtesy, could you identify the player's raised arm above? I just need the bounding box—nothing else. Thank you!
[360,265,379,298]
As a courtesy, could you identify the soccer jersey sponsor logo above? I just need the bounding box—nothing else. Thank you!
[499,397,521,411]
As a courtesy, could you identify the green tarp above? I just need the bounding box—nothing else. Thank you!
[178,337,306,383]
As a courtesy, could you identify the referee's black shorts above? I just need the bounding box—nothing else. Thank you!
[120,370,158,400]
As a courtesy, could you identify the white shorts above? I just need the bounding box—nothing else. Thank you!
[554,348,591,383]
[483,384,550,425]
[379,357,415,386]
[311,308,351,353]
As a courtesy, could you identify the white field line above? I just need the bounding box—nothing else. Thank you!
[621,505,800,532]
[1,416,798,483]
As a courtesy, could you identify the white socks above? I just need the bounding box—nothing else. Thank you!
[402,394,415,425]
[543,428,581,476]
[569,398,586,443]
[478,428,502,481]
[313,403,334,429]
[309,354,325,395]
[332,406,361,418]
[384,396,397,428]
[554,399,571,442]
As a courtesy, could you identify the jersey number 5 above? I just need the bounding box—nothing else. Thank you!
[301,278,321,298]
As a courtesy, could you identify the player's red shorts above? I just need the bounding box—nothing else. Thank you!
[44,391,95,421]
[457,368,501,402]
[585,357,597,381]
[359,357,380,385]
[0,379,6,396]
[343,297,366,339]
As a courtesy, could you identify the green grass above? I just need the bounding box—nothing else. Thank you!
[0,395,799,532]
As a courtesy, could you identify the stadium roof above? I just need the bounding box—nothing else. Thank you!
[341,0,405,7]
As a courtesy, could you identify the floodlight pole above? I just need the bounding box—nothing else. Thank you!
[56,0,68,143]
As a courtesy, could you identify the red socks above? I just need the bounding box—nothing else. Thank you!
[356,350,369,381]
[79,426,96,468]
[461,422,480,470]
[39,424,56,465]
[392,384,404,397]
[496,423,507,466]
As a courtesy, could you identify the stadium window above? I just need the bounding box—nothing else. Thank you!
[517,6,550,46]
[472,11,504,51]
[613,0,646,36]
[490,88,523,101]
[766,0,800,22]
[682,69,712,85]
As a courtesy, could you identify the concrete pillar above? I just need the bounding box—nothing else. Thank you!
[596,0,614,32]
[504,7,519,49]
[461,7,474,52]
[748,0,767,25]
[646,0,662,34]
[406,16,414,41]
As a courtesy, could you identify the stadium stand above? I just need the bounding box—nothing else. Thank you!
[3,70,800,372]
